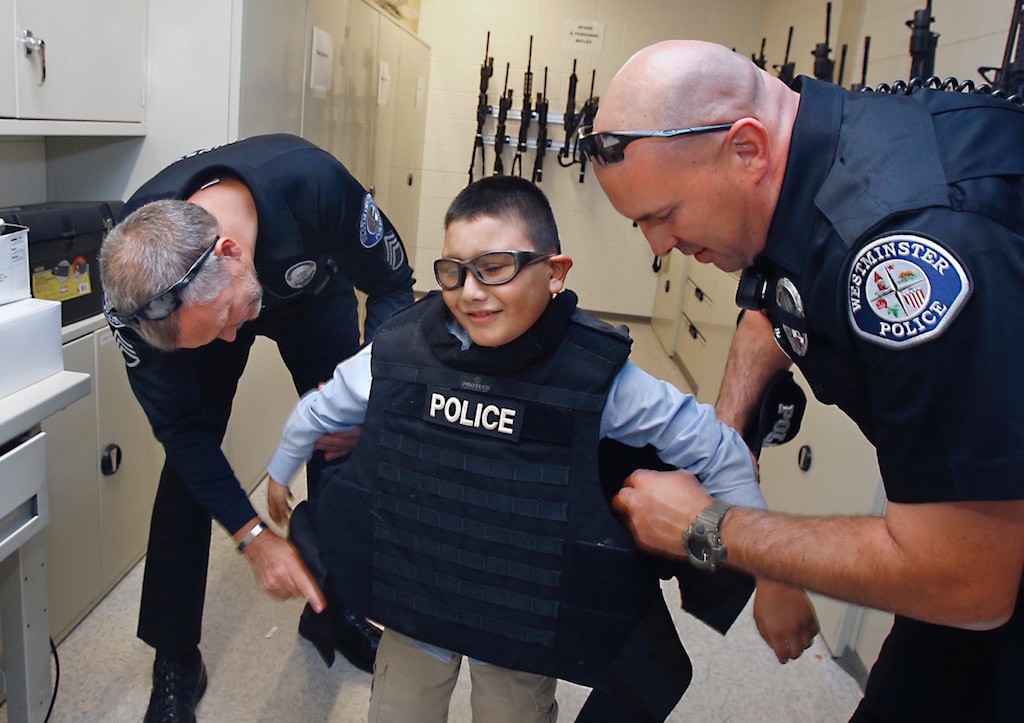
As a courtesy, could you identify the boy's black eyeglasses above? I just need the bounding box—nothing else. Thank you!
[576,123,736,165]
[433,250,555,290]
[104,240,218,328]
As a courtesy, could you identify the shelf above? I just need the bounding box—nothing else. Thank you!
[0,118,146,138]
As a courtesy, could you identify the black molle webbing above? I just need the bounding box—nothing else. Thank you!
[373,553,560,618]
[380,430,570,485]
[374,581,557,646]
[374,524,562,588]
[375,492,565,556]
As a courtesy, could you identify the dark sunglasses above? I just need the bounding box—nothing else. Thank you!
[104,240,218,328]
[576,123,736,165]
[433,250,555,290]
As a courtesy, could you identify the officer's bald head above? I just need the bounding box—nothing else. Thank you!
[597,40,766,133]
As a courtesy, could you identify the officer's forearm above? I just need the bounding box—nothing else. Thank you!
[716,310,792,431]
[720,500,1024,629]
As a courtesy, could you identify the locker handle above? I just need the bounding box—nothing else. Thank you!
[19,30,47,85]
[689,324,699,340]
[694,286,705,302]
[797,444,812,472]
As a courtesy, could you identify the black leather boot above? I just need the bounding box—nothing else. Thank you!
[143,650,208,723]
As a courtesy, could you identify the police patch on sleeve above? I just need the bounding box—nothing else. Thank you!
[360,193,385,249]
[847,233,971,349]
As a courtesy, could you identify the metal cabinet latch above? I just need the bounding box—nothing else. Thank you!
[19,30,47,85]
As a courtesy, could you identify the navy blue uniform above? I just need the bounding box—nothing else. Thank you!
[108,134,414,655]
[750,78,1024,722]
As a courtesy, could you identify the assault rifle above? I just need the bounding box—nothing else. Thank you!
[493,63,512,176]
[752,38,767,69]
[850,36,871,92]
[774,27,795,85]
[511,36,534,177]
[577,70,599,184]
[468,32,494,185]
[559,60,579,165]
[837,43,848,87]
[907,1,939,81]
[532,68,550,183]
[979,0,1024,99]
[811,2,835,83]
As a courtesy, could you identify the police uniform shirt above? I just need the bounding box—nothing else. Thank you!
[759,77,1024,507]
[268,317,767,511]
[108,134,415,533]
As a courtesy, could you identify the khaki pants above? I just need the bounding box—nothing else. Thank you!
[369,628,558,723]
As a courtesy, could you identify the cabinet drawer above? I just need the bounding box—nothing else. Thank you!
[0,431,48,562]
[681,277,716,325]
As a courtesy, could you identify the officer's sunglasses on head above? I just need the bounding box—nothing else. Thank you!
[104,240,218,329]
[576,122,736,165]
[433,250,555,290]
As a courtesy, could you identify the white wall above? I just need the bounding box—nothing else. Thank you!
[412,0,766,317]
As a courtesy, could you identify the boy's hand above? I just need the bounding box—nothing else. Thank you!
[268,478,293,525]
[753,578,820,663]
[314,427,363,461]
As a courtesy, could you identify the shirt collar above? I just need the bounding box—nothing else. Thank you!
[761,77,843,275]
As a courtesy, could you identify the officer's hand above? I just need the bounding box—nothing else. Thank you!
[239,525,326,613]
[314,427,363,461]
[752,578,820,663]
[612,469,711,560]
[267,478,293,525]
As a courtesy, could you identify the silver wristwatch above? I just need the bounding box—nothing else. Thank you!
[683,499,733,572]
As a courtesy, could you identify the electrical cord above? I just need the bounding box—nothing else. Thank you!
[860,74,1023,106]
[44,635,60,722]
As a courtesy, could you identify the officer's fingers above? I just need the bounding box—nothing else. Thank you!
[296,570,326,613]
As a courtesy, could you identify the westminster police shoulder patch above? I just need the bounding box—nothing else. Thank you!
[359,193,384,249]
[847,233,971,349]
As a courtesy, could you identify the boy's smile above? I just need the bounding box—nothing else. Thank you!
[440,215,571,348]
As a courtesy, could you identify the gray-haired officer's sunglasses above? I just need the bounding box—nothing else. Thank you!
[577,123,736,165]
[104,240,217,328]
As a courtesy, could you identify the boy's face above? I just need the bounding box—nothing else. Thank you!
[440,215,572,348]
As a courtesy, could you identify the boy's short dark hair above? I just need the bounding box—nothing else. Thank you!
[444,176,561,254]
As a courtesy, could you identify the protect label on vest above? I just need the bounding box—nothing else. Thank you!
[423,386,524,442]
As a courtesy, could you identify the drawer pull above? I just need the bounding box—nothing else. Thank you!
[797,445,813,472]
[101,444,123,476]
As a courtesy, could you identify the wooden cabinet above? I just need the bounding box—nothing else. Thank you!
[1,0,145,129]
[41,325,297,640]
[757,367,889,660]
[672,261,742,404]
[223,336,298,495]
[41,325,163,641]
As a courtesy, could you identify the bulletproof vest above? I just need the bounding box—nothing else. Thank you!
[315,293,695,721]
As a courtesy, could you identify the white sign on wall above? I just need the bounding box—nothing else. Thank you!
[565,19,605,53]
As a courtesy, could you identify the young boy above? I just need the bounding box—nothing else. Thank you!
[267,176,816,722]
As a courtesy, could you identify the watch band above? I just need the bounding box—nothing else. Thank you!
[683,499,733,571]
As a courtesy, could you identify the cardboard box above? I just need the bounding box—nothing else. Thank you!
[0,221,31,307]
[0,298,63,401]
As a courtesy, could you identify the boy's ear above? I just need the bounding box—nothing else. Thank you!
[548,255,573,294]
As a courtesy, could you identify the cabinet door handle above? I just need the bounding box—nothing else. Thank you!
[101,444,123,476]
[19,30,47,85]
[689,324,699,339]
[694,286,705,302]
[797,444,812,472]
